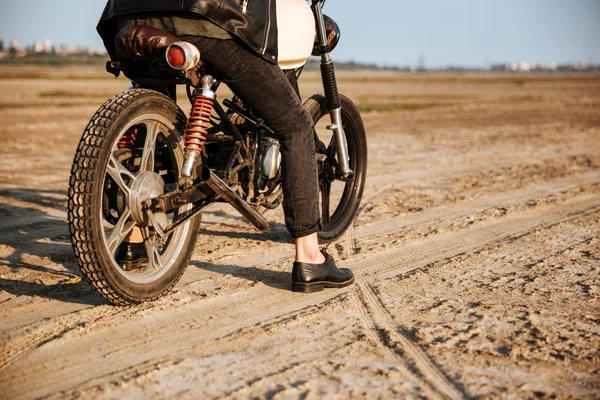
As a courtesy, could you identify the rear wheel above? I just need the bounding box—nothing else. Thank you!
[304,94,367,243]
[68,89,201,305]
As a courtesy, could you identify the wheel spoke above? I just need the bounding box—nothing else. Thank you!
[140,121,160,172]
[107,154,135,196]
[106,209,135,255]
[320,180,331,225]
[144,240,164,271]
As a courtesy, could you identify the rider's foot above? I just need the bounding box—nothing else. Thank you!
[291,251,354,293]
[115,242,148,271]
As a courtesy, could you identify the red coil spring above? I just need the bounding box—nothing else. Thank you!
[118,126,141,149]
[185,95,214,153]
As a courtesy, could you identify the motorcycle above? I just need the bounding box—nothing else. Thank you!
[68,0,367,305]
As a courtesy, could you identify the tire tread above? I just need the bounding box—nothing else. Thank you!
[68,89,190,305]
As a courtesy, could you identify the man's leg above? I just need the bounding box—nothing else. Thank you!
[185,37,321,245]
[181,37,353,291]
[295,233,324,263]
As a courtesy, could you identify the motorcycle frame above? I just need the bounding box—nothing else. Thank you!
[147,0,352,232]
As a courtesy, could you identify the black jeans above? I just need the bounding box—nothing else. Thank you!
[181,36,320,238]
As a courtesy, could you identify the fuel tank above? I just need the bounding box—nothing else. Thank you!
[276,0,316,70]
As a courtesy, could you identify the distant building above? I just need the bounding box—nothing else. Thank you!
[535,62,558,71]
[33,39,53,53]
[43,38,52,53]
[491,61,559,72]
[567,62,587,71]
[8,40,27,57]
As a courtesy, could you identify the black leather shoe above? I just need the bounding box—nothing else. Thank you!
[115,242,148,271]
[291,251,354,293]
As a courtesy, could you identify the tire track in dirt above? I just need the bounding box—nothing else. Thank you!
[349,290,438,398]
[178,169,599,291]
[1,148,595,312]
[2,194,598,399]
[2,142,594,258]
[1,167,595,310]
[361,143,599,200]
[370,213,600,398]
[356,170,600,244]
[354,282,465,400]
[2,136,598,388]
[1,171,596,376]
[1,288,359,398]
[353,195,600,282]
[2,70,598,397]
[0,306,128,373]
[53,292,407,399]
[43,356,185,400]
[343,219,358,256]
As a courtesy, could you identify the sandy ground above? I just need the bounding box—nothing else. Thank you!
[0,65,599,399]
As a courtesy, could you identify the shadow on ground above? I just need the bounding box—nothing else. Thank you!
[0,188,106,305]
[200,210,292,244]
[190,260,291,291]
[0,188,293,304]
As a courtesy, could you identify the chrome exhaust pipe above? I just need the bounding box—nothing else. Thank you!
[201,166,269,232]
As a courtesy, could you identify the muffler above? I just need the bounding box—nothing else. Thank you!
[201,166,270,232]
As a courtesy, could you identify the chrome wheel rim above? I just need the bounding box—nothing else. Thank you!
[101,114,192,284]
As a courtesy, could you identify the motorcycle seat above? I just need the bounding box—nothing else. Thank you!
[114,25,178,61]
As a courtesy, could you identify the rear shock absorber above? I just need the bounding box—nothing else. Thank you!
[180,75,217,184]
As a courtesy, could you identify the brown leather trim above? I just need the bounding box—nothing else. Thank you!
[114,25,179,60]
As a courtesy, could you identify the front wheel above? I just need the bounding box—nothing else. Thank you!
[68,89,201,305]
[304,94,367,243]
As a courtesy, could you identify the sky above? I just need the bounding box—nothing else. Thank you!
[1,0,599,68]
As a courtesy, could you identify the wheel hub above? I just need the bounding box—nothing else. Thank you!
[323,158,339,182]
[129,171,165,226]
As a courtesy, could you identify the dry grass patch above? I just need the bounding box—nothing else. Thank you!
[0,100,104,109]
[39,90,118,99]
[355,94,464,113]
[356,102,450,113]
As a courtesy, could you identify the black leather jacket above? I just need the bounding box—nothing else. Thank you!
[97,0,278,64]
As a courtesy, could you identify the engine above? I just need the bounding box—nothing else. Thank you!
[255,139,281,192]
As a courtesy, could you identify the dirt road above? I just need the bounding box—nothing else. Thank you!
[1,66,599,398]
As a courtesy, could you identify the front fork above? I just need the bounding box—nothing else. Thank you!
[313,1,353,178]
